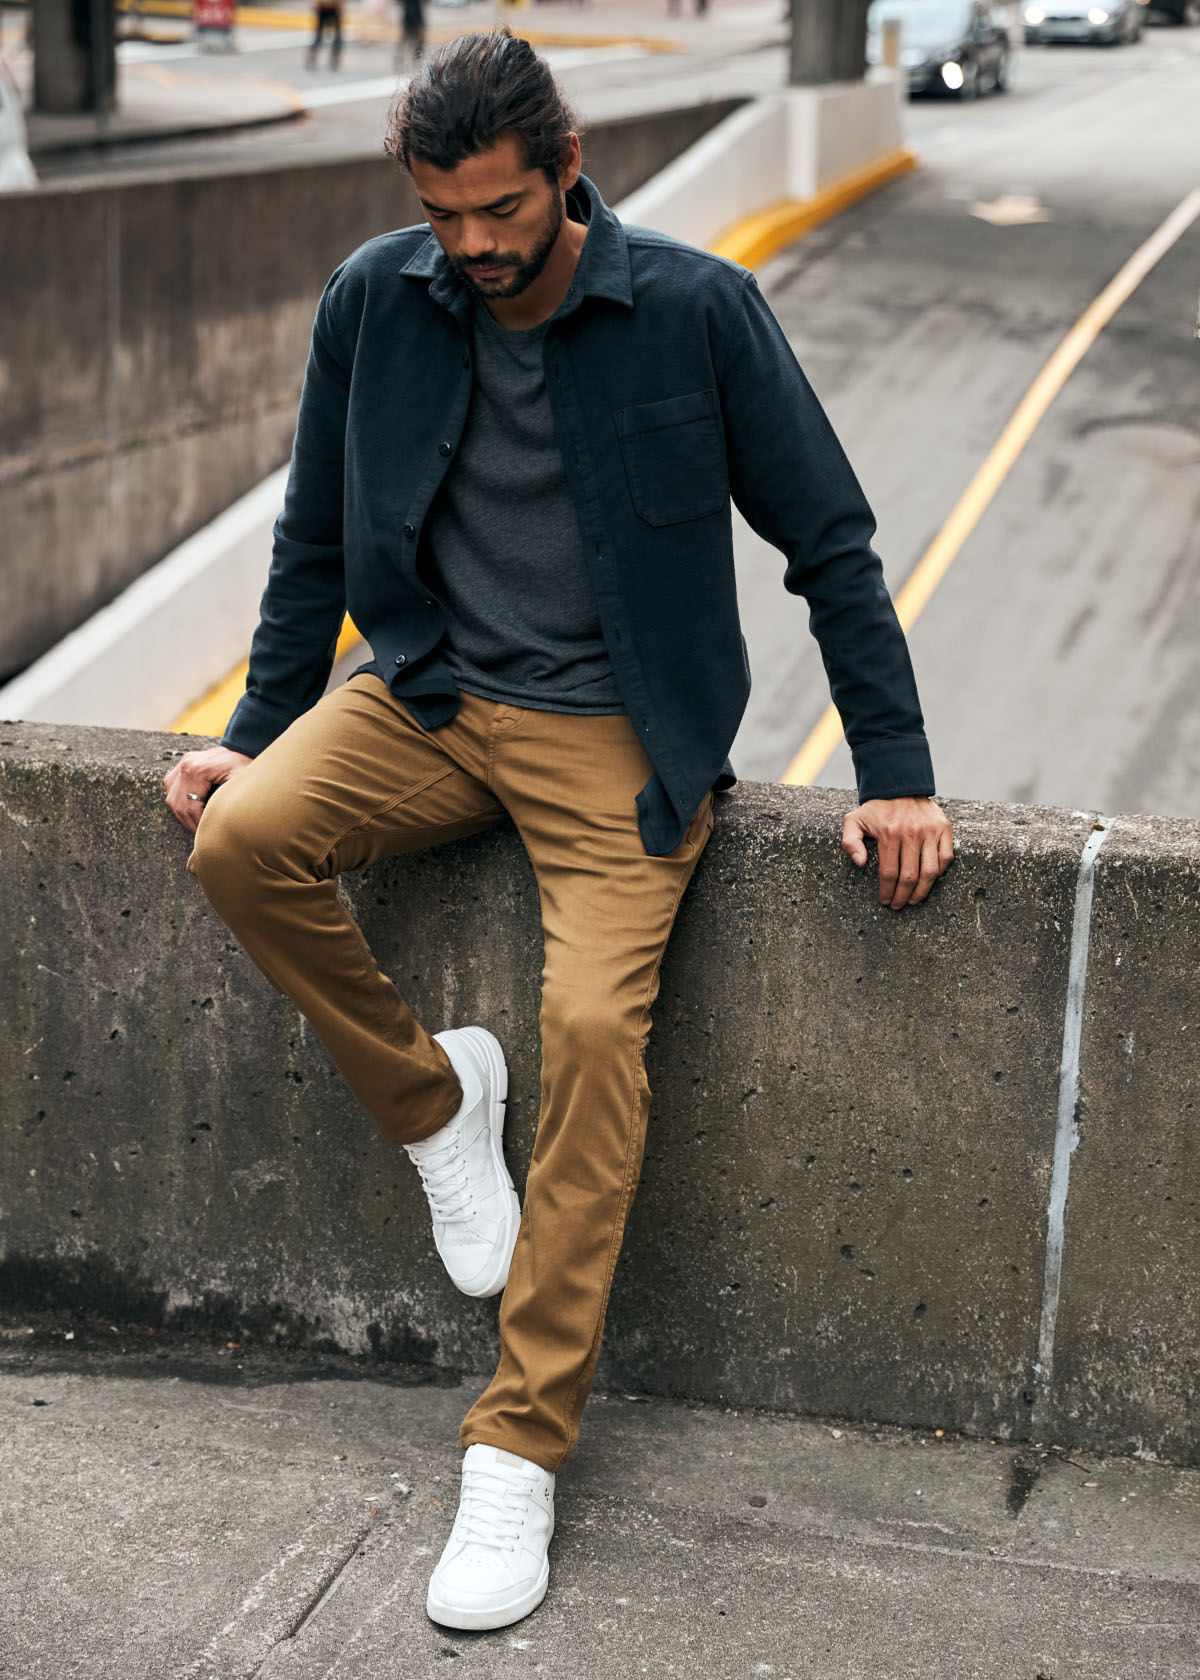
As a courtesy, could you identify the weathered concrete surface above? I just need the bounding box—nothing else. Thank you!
[0,100,742,681]
[0,721,1196,1464]
[0,1353,1196,1679]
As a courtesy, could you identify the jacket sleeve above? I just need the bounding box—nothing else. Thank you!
[221,270,351,758]
[716,269,935,803]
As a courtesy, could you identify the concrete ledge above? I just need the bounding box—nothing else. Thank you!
[0,724,1196,1465]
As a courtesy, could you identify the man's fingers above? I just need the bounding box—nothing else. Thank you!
[168,785,203,834]
[886,832,922,910]
[841,814,869,868]
[164,755,214,833]
[938,823,955,872]
[909,836,943,905]
[876,831,901,906]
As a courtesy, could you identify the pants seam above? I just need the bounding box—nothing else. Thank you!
[550,839,700,1472]
[318,762,463,864]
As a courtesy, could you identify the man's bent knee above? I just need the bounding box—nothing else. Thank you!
[187,780,295,906]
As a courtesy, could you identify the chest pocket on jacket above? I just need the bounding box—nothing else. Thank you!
[615,389,727,527]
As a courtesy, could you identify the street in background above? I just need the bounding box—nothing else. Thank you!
[867,0,1014,95]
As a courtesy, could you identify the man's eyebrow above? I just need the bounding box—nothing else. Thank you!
[419,190,527,215]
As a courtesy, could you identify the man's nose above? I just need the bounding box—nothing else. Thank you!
[459,217,498,257]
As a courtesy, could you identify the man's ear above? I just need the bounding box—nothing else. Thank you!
[559,132,582,192]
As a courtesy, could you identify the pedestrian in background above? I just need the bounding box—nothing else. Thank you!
[396,0,424,68]
[306,0,342,69]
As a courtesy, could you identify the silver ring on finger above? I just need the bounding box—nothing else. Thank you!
[187,792,206,802]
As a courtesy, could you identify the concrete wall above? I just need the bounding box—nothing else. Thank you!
[0,100,743,683]
[0,723,1195,1465]
[618,78,907,252]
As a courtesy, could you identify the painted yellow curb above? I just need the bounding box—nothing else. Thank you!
[710,146,917,271]
[172,614,363,735]
[171,146,917,738]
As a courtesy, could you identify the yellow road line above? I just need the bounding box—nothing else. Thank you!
[258,75,309,113]
[780,183,1200,789]
[130,61,181,83]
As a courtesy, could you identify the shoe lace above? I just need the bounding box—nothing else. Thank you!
[410,1135,475,1224]
[456,1465,526,1551]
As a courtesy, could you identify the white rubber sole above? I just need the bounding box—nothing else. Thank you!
[426,1556,550,1632]
[442,1026,520,1300]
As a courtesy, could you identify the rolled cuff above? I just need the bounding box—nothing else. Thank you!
[220,693,294,760]
[850,733,936,804]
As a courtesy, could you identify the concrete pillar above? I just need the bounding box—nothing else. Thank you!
[33,0,116,114]
[789,0,871,86]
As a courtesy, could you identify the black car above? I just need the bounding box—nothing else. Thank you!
[1143,0,1199,21]
[866,0,1013,97]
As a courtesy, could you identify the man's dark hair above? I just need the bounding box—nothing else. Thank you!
[384,27,580,183]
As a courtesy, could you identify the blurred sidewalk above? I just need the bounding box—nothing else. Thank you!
[0,8,305,156]
[1,1339,1197,1677]
[1,0,785,162]
[22,65,305,157]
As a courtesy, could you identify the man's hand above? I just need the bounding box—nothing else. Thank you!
[842,796,954,910]
[163,745,252,835]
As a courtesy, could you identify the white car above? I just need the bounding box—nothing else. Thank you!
[0,55,37,192]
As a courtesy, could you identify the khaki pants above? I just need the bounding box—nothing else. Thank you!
[188,674,713,1471]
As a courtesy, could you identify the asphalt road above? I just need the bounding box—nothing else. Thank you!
[735,24,1200,822]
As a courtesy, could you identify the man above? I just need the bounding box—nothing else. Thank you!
[164,28,953,1633]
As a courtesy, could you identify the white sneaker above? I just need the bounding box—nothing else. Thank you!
[426,1443,555,1631]
[404,1027,519,1299]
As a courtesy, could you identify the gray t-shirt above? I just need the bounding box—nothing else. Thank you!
[422,295,625,714]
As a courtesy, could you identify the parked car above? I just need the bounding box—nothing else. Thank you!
[0,56,37,192]
[1023,0,1143,43]
[866,0,1013,97]
[1142,0,1199,21]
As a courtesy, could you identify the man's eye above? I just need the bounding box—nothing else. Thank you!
[491,206,517,218]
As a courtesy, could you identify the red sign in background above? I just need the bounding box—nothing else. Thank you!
[194,0,235,29]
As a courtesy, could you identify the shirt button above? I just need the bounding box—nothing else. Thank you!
[425,598,435,608]
[403,523,415,539]
[394,654,407,667]
[438,441,452,457]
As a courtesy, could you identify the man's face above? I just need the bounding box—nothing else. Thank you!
[410,133,569,301]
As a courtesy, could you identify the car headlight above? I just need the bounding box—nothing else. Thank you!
[1088,6,1110,19]
[1024,5,1045,21]
[941,60,965,88]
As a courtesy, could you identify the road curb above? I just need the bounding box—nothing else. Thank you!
[711,144,917,269]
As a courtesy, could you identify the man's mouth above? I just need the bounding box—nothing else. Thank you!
[467,261,510,277]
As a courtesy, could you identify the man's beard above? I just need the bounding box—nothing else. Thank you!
[452,190,565,301]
